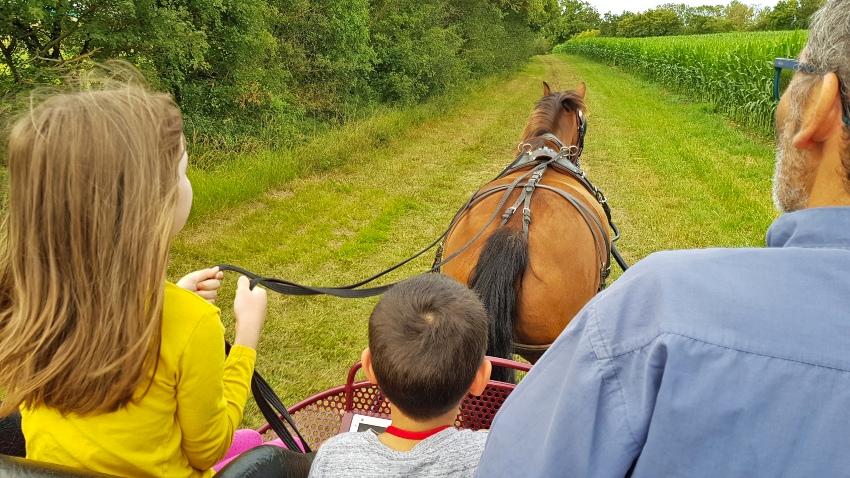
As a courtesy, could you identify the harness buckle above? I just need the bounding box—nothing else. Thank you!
[595,190,607,203]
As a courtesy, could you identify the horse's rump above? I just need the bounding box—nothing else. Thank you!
[442,167,610,355]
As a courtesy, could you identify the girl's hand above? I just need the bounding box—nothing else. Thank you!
[233,276,267,350]
[177,267,224,304]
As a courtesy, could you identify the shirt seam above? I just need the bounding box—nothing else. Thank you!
[605,331,850,374]
[775,244,850,250]
[587,305,642,448]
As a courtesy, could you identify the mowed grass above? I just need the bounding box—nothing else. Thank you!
[168,54,777,427]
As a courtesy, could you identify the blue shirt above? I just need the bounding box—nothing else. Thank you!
[477,207,850,478]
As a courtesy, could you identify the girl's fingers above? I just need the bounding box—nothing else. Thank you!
[197,279,222,291]
[196,289,217,301]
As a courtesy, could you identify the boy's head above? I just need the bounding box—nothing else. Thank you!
[361,273,491,421]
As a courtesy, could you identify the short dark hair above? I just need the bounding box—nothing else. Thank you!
[368,273,488,421]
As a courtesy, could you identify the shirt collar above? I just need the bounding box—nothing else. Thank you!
[767,207,850,249]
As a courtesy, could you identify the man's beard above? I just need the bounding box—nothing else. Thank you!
[772,116,813,213]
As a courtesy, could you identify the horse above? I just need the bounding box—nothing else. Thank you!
[437,82,620,382]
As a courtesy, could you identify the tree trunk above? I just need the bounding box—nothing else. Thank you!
[0,39,21,83]
[50,1,63,60]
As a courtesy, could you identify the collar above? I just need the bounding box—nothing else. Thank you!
[384,425,452,441]
[766,207,850,249]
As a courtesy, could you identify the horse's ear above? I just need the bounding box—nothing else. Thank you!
[543,81,552,97]
[575,82,586,98]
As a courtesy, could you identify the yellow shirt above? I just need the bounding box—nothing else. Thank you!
[21,282,257,477]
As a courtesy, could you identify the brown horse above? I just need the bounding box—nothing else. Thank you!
[439,82,618,381]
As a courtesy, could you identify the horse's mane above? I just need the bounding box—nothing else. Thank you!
[520,91,585,141]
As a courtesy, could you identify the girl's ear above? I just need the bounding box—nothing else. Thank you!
[361,348,378,385]
[468,359,492,397]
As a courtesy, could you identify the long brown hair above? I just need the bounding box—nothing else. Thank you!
[0,63,184,416]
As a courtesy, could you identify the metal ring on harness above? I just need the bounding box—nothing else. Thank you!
[559,145,580,161]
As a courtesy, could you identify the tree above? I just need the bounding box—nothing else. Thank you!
[272,0,374,120]
[725,1,755,31]
[543,0,601,44]
[617,8,683,37]
[754,0,824,30]
[600,12,630,37]
[1,0,549,146]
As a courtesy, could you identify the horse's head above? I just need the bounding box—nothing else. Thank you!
[519,81,587,157]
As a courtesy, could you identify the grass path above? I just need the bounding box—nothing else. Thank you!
[169,54,778,426]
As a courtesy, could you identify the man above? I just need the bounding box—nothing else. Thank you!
[476,2,850,477]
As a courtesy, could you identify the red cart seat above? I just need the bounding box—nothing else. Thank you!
[257,356,530,447]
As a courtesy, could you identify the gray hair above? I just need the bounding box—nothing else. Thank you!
[799,1,850,113]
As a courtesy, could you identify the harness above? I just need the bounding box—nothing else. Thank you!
[434,108,625,287]
[221,108,628,300]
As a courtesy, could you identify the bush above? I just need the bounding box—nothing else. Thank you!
[0,0,548,154]
[574,29,601,39]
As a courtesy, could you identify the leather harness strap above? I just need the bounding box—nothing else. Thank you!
[220,107,627,300]
[446,153,613,289]
[512,341,552,359]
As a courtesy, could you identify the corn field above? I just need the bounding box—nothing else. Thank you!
[555,31,809,134]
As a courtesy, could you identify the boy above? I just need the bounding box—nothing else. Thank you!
[308,273,492,477]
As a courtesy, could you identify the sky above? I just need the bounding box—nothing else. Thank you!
[586,0,780,14]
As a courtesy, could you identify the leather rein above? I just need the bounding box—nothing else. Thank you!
[218,109,628,297]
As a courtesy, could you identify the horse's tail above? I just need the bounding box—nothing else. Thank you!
[469,227,528,383]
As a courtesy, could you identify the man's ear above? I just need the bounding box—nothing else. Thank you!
[468,359,492,397]
[575,81,586,98]
[361,348,378,385]
[793,72,843,150]
[543,81,552,97]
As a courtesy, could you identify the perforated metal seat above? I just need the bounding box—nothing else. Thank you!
[257,356,530,447]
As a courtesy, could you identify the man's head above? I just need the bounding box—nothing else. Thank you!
[361,274,491,421]
[774,0,850,212]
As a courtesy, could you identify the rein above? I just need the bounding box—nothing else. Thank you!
[218,160,553,297]
[219,108,628,298]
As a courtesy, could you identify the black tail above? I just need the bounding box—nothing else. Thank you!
[469,228,528,383]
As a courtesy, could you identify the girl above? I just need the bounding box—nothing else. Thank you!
[0,64,267,477]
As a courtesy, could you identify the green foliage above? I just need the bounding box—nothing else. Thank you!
[542,0,600,44]
[617,8,684,37]
[725,1,757,31]
[574,29,601,39]
[556,31,809,134]
[571,0,824,39]
[0,0,547,152]
[368,0,467,104]
[754,0,825,30]
[273,0,374,120]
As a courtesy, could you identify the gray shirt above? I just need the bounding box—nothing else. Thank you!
[308,428,488,477]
